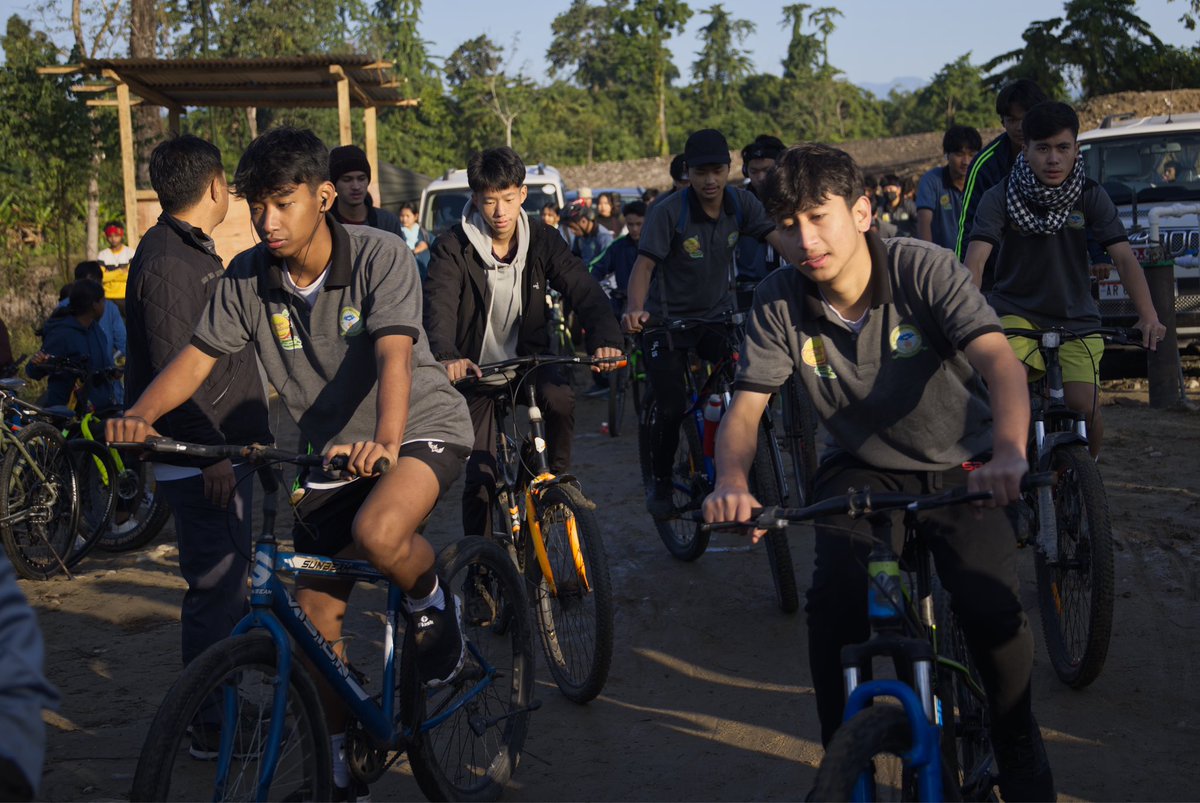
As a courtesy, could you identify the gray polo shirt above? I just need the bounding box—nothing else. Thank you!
[969,179,1127,333]
[638,187,775,319]
[735,233,1001,472]
[192,217,471,453]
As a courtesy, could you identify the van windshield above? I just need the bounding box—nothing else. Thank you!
[424,184,562,237]
[1080,133,1200,205]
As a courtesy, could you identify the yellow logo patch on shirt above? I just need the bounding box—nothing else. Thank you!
[939,193,952,210]
[271,311,303,351]
[890,324,924,358]
[801,336,837,379]
[339,306,363,337]
[682,236,704,259]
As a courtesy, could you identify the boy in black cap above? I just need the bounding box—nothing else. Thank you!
[703,142,1054,801]
[623,127,783,516]
[737,134,787,286]
[329,144,404,237]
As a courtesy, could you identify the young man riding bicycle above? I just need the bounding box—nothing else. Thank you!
[107,127,472,802]
[964,101,1166,457]
[703,143,1055,801]
[622,128,784,517]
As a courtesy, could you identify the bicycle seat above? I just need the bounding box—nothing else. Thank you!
[0,378,26,393]
[20,401,77,425]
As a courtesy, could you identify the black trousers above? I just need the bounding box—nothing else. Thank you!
[642,327,730,480]
[461,366,574,536]
[805,455,1037,758]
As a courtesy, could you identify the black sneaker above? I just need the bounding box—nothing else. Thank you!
[412,594,467,688]
[333,779,371,802]
[645,477,675,518]
[994,717,1055,802]
[189,719,263,760]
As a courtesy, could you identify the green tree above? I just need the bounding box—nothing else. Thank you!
[982,17,1068,99]
[780,3,820,80]
[807,6,842,69]
[1057,0,1161,97]
[911,54,993,132]
[691,4,754,108]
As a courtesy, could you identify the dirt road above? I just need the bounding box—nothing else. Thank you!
[20,393,1200,801]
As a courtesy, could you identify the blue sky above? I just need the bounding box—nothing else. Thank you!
[2,0,1196,92]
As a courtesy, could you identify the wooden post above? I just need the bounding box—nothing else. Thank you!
[1144,262,1184,408]
[364,105,379,206]
[116,82,139,248]
[168,107,181,135]
[335,68,352,146]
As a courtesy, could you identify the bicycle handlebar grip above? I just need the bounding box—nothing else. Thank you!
[372,457,391,476]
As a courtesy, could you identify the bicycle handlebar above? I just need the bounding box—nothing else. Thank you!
[1002,325,1148,349]
[454,353,627,387]
[111,437,391,476]
[34,355,122,381]
[640,311,745,334]
[692,471,1056,533]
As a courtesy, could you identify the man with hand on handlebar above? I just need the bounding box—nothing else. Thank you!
[703,144,1054,801]
[108,128,472,801]
[423,146,622,539]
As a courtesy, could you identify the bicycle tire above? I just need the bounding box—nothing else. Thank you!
[814,705,920,802]
[638,397,709,561]
[529,483,614,703]
[607,366,627,438]
[130,632,333,802]
[65,439,117,569]
[96,456,171,552]
[405,536,534,802]
[0,422,79,580]
[750,423,799,614]
[782,375,819,507]
[932,579,995,802]
[1034,444,1114,688]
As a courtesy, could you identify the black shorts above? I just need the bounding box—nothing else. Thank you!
[291,440,468,556]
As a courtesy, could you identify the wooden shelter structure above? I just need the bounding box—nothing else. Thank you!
[38,55,418,248]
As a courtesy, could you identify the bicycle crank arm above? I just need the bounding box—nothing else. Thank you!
[468,699,543,736]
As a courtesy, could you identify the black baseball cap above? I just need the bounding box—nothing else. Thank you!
[684,129,731,168]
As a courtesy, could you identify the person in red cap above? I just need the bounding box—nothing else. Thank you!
[98,220,133,314]
[328,144,405,238]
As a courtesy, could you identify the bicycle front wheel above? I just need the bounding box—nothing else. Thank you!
[130,633,332,802]
[406,536,534,801]
[65,438,117,569]
[1035,444,1114,688]
[750,423,798,614]
[638,397,709,561]
[0,422,79,580]
[97,456,171,552]
[814,706,922,802]
[530,483,614,703]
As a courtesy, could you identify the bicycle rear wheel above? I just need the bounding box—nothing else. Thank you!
[782,375,819,507]
[638,397,709,561]
[750,423,798,614]
[1034,444,1114,688]
[933,579,995,801]
[0,422,79,580]
[405,536,534,801]
[529,483,614,703]
[96,456,171,552]
[65,438,117,569]
[130,632,332,802]
[814,706,920,802]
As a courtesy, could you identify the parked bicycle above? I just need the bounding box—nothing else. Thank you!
[699,472,1053,801]
[123,437,536,802]
[636,312,800,613]
[458,353,618,703]
[1005,325,1144,688]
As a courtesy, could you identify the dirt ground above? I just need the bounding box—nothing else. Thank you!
[17,387,1200,802]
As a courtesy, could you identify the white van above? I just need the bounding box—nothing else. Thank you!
[419,162,566,238]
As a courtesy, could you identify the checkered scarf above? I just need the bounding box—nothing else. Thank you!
[1005,151,1085,235]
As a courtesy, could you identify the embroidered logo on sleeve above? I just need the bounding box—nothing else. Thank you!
[801,336,837,379]
[339,306,364,337]
[889,324,925,358]
[271,310,303,351]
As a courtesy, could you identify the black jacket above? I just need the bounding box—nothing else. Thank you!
[423,217,623,362]
[125,213,271,466]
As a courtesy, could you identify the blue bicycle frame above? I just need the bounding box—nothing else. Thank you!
[214,538,498,802]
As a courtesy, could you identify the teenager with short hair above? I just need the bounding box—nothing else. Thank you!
[964,101,1166,456]
[737,134,787,285]
[704,142,1054,801]
[423,146,622,538]
[108,127,471,801]
[328,144,404,237]
[916,125,981,249]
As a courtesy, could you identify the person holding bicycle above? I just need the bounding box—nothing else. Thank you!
[27,279,120,410]
[423,146,622,538]
[703,143,1054,801]
[964,101,1166,456]
[107,127,472,801]
[622,128,783,517]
